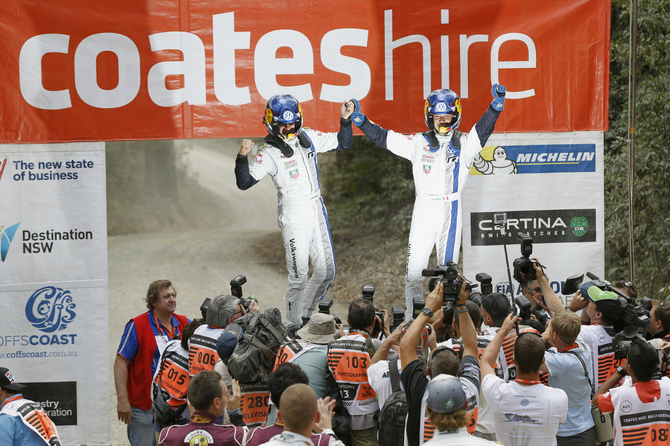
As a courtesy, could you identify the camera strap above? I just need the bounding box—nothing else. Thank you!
[565,350,594,397]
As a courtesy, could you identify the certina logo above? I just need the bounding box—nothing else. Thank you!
[471,209,596,246]
[470,143,596,175]
[0,223,21,261]
[21,228,94,254]
[504,413,541,424]
[25,286,76,333]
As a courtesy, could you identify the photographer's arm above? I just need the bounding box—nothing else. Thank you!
[370,322,404,365]
[592,360,627,409]
[481,314,518,378]
[456,278,478,360]
[400,283,443,365]
[532,260,563,314]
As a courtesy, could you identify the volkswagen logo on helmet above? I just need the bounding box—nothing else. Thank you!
[434,102,448,113]
[282,111,295,122]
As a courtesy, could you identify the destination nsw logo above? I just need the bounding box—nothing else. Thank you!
[471,209,596,246]
[0,223,21,261]
[25,286,76,333]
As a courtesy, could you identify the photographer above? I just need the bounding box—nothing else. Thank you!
[531,261,622,392]
[593,339,670,446]
[481,313,568,446]
[438,301,497,441]
[189,295,258,378]
[400,280,481,446]
[647,300,670,341]
[540,311,596,446]
[327,299,381,446]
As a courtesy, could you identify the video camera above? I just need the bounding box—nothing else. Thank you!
[563,272,650,336]
[422,262,473,302]
[512,234,540,285]
[361,285,384,334]
[230,275,258,311]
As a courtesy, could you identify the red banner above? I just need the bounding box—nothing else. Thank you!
[0,0,610,143]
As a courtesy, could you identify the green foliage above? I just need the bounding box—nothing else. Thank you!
[320,136,415,238]
[606,0,670,297]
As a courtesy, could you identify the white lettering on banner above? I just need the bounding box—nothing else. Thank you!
[19,34,72,110]
[254,29,315,101]
[148,32,206,107]
[320,29,371,102]
[17,9,537,109]
[384,9,431,100]
[74,33,141,108]
[213,12,251,106]
[491,33,536,99]
[460,34,489,99]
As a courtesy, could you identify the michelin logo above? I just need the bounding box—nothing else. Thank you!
[471,144,596,175]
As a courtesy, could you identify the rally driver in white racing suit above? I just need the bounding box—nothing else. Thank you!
[350,85,506,318]
[235,95,355,331]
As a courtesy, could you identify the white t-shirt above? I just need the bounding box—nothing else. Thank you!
[481,374,568,446]
[367,359,403,408]
[579,324,617,392]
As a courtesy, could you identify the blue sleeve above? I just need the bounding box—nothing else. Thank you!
[117,320,139,362]
[474,106,502,147]
[334,117,353,151]
[234,155,259,190]
[0,414,16,444]
[358,117,389,150]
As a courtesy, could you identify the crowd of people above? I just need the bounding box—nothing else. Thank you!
[106,266,670,446]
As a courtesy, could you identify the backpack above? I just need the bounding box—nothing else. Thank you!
[151,347,187,429]
[377,360,407,446]
[227,308,289,383]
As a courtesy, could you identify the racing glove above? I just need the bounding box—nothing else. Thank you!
[349,98,366,127]
[491,84,506,111]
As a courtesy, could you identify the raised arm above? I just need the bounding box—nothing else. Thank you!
[456,278,477,360]
[473,84,506,146]
[235,139,260,190]
[400,283,443,365]
[481,313,518,379]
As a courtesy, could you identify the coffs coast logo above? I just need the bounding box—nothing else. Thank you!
[25,286,76,333]
[0,223,21,261]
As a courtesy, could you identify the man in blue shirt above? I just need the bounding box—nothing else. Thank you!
[114,280,189,446]
[0,366,62,446]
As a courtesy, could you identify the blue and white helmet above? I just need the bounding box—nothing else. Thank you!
[264,94,303,140]
[424,89,462,134]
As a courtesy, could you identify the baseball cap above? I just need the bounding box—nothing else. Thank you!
[481,293,511,327]
[0,367,25,392]
[580,282,618,302]
[297,313,340,344]
[426,375,467,414]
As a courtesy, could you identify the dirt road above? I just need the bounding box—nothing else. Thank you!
[107,142,349,444]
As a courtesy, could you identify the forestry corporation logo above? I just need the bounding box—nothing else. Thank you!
[0,223,21,261]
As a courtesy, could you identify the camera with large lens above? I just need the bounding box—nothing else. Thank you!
[422,262,472,302]
[613,326,647,361]
[563,272,650,336]
[512,234,539,284]
[361,285,384,333]
[230,275,257,311]
[390,305,404,332]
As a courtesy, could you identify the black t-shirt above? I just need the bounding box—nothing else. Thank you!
[402,356,480,446]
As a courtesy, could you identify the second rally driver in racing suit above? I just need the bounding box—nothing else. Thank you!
[350,85,506,318]
[235,95,355,331]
